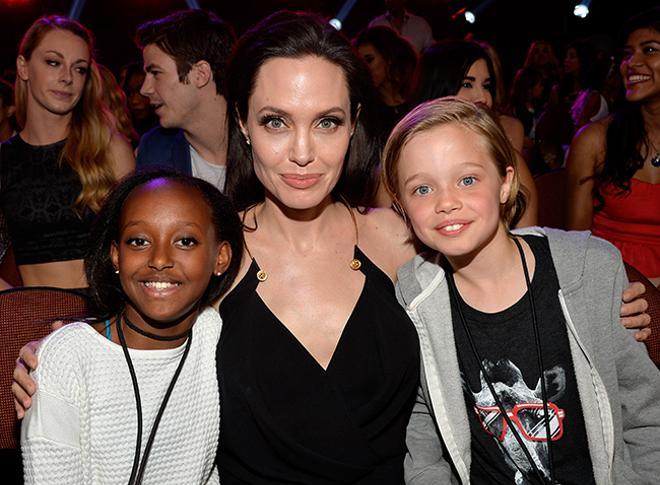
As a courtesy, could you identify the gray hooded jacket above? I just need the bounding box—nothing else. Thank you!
[396,227,660,485]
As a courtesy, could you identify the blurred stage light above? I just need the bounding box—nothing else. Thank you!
[68,0,86,20]
[574,1,591,18]
[331,0,358,31]
[465,11,476,24]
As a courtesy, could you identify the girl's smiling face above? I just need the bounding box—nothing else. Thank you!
[620,27,660,103]
[397,122,513,264]
[111,179,230,332]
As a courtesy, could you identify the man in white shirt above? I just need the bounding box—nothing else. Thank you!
[135,10,235,191]
[368,0,434,53]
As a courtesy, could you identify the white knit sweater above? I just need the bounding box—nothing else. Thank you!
[21,307,221,484]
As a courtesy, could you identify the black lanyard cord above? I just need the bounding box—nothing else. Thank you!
[513,237,557,484]
[448,274,548,485]
[117,312,193,485]
[448,236,559,485]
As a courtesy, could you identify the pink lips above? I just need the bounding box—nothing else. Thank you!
[434,220,470,237]
[50,90,73,99]
[281,173,321,189]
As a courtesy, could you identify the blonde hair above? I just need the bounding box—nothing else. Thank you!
[15,16,117,213]
[381,97,526,227]
[98,64,138,143]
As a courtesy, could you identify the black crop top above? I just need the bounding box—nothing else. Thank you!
[0,135,95,265]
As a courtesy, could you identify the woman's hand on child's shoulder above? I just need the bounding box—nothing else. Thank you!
[621,281,651,342]
[13,339,40,419]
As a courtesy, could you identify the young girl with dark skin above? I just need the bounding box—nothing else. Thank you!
[0,16,135,290]
[21,170,242,484]
[12,11,651,484]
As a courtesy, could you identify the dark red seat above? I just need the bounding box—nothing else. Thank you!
[0,287,89,450]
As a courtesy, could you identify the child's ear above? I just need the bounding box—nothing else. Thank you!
[214,241,232,276]
[110,241,119,273]
[500,166,515,204]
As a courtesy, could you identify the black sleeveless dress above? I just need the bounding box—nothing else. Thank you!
[217,246,420,484]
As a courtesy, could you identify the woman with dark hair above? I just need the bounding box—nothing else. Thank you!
[221,11,419,483]
[566,7,660,286]
[353,26,418,136]
[0,16,134,290]
[412,40,538,227]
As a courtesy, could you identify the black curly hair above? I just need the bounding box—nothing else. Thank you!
[85,169,244,317]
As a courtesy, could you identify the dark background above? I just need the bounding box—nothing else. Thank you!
[0,0,657,86]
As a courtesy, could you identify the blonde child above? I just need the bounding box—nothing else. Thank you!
[381,98,660,484]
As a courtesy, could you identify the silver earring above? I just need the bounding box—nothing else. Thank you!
[245,136,251,146]
[215,271,223,276]
[114,269,119,274]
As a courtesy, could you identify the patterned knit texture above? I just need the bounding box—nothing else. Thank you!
[21,307,221,484]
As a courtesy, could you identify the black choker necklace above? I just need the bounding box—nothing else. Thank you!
[122,312,192,341]
[117,312,192,485]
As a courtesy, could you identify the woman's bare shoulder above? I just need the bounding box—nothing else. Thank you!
[357,208,416,270]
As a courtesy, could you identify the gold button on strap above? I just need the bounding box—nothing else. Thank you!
[256,270,268,282]
[349,259,362,271]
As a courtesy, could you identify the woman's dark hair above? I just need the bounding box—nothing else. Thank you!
[595,7,660,209]
[412,40,496,106]
[558,40,596,99]
[225,10,381,211]
[85,169,244,317]
[353,26,418,101]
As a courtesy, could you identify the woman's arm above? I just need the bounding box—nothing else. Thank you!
[108,133,136,180]
[608,257,660,481]
[565,122,606,230]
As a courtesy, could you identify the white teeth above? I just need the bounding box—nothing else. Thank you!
[628,74,650,82]
[444,223,463,232]
[144,281,177,289]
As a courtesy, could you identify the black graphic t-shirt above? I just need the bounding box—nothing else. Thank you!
[450,235,595,485]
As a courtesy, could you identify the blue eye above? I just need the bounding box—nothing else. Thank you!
[260,116,286,130]
[318,118,341,129]
[461,176,477,187]
[413,185,432,196]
